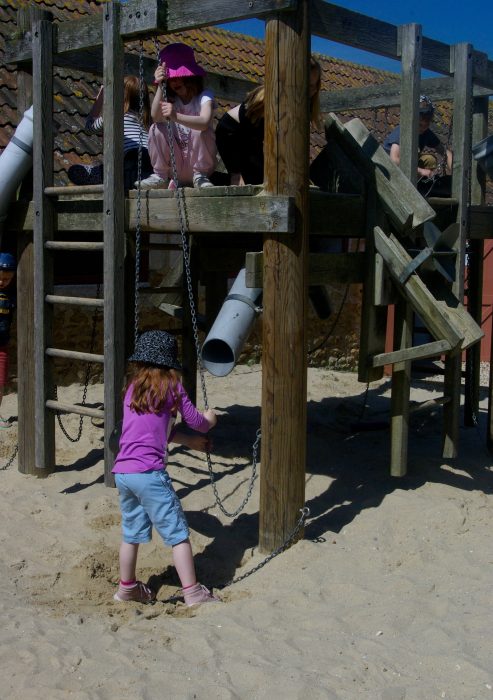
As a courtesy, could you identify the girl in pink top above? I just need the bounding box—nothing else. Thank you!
[138,43,217,190]
[112,330,219,606]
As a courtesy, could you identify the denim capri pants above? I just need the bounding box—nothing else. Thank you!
[115,469,189,546]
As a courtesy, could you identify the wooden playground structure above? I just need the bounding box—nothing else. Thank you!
[4,1,493,552]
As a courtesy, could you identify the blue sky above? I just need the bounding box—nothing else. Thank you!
[220,0,493,76]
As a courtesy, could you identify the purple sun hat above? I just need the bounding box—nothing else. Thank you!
[158,43,206,78]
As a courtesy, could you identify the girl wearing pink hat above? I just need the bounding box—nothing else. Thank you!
[138,43,217,189]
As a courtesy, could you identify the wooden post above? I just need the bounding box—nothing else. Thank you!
[443,43,473,458]
[16,7,50,475]
[259,1,309,552]
[33,15,55,470]
[465,96,487,427]
[390,23,421,477]
[103,2,125,486]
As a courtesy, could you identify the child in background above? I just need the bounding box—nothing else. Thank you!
[215,57,322,185]
[68,75,153,189]
[112,330,219,606]
[0,252,16,426]
[138,43,217,190]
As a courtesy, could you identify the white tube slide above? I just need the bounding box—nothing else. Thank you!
[0,106,33,224]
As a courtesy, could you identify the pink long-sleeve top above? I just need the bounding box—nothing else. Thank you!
[112,381,210,474]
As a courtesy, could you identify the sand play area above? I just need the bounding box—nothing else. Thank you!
[0,365,492,699]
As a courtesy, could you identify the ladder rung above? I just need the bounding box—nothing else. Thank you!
[44,185,104,196]
[45,241,104,251]
[45,294,104,308]
[46,400,105,420]
[46,348,104,363]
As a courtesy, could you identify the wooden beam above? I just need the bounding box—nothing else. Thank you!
[5,0,295,63]
[320,76,492,113]
[389,23,422,478]
[260,2,309,553]
[372,339,451,367]
[33,18,56,471]
[16,7,52,477]
[102,2,125,486]
[325,114,436,234]
[245,251,365,286]
[311,0,451,75]
[469,206,493,239]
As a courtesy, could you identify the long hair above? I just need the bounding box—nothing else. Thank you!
[244,85,265,124]
[124,362,180,415]
[124,75,151,130]
[244,57,322,127]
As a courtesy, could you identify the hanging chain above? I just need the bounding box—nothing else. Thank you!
[218,507,310,588]
[0,443,18,471]
[149,44,258,517]
[55,284,101,442]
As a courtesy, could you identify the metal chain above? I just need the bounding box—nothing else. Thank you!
[156,64,259,517]
[218,507,310,588]
[0,443,18,471]
[55,284,101,442]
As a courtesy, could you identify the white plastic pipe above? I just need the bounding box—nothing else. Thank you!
[0,106,33,223]
[201,268,262,377]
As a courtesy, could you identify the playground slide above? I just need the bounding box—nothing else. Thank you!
[201,268,262,377]
[0,106,33,225]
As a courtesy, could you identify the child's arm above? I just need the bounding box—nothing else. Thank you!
[171,429,213,453]
[161,97,214,131]
[85,86,104,131]
[151,66,166,122]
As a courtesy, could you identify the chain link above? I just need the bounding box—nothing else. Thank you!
[157,66,259,517]
[218,507,310,588]
[0,443,18,471]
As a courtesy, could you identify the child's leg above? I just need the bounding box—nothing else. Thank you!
[172,539,197,589]
[119,541,139,583]
[148,123,172,180]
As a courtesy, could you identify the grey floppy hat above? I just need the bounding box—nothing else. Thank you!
[128,330,182,370]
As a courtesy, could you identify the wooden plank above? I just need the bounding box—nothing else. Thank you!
[320,76,492,113]
[465,96,488,427]
[45,294,104,308]
[102,2,125,486]
[33,18,56,471]
[372,339,451,367]
[390,23,422,479]
[245,251,365,286]
[46,348,105,363]
[311,0,451,75]
[6,0,295,63]
[46,400,104,420]
[16,7,50,477]
[443,43,475,460]
[325,113,436,234]
[127,194,294,233]
[259,3,309,553]
[357,192,387,383]
[373,227,463,350]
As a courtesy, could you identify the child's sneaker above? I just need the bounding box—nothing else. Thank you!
[113,580,156,603]
[68,163,104,186]
[192,172,214,189]
[136,173,168,189]
[183,582,220,606]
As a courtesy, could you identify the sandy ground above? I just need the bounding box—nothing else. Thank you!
[0,365,492,700]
